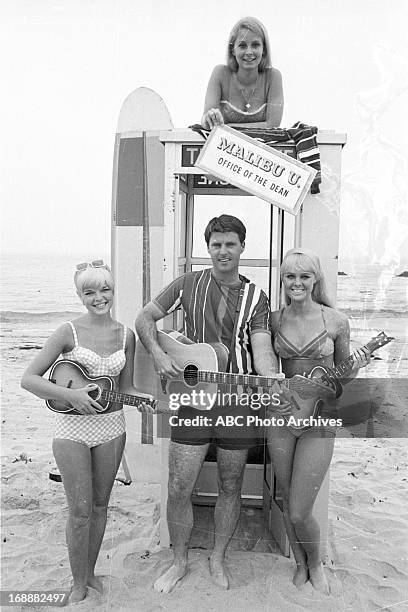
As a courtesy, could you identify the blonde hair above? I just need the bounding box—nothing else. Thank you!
[74,266,114,295]
[280,248,333,307]
[227,16,272,72]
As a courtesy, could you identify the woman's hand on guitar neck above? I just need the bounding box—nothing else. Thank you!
[137,399,172,415]
[67,385,102,415]
[351,347,371,372]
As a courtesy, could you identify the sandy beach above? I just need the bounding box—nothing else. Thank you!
[1,328,408,612]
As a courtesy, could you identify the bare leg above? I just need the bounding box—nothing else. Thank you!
[154,441,209,594]
[52,439,92,603]
[87,433,126,593]
[267,427,308,588]
[289,432,335,594]
[209,447,248,589]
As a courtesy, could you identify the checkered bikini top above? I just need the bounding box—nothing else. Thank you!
[62,321,127,377]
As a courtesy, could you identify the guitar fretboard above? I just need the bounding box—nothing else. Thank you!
[100,390,155,407]
[197,371,276,387]
[330,337,386,380]
[331,355,354,378]
[193,371,315,393]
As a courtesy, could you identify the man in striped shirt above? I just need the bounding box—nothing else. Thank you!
[136,214,279,593]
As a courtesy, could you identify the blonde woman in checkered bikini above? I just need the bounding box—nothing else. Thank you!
[21,261,141,603]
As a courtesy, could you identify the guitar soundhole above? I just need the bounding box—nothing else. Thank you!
[184,365,198,387]
[88,386,101,400]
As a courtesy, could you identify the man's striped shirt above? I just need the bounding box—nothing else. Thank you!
[153,268,271,374]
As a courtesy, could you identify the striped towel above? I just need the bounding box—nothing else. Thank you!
[190,121,321,194]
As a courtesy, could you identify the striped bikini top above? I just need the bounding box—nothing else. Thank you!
[62,321,127,377]
[274,305,334,360]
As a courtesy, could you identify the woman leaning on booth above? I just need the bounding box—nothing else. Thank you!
[201,16,283,130]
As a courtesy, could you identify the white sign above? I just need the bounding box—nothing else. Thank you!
[195,125,317,215]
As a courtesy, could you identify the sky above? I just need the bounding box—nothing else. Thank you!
[1,0,408,265]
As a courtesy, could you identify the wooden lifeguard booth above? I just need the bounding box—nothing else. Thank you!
[111,88,346,558]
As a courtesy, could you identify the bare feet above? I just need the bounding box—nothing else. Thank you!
[309,562,330,595]
[292,564,309,588]
[87,575,104,594]
[69,586,87,603]
[153,563,188,594]
[209,555,229,589]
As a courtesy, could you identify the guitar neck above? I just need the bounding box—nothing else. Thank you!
[331,337,386,379]
[196,371,323,397]
[100,389,154,408]
[331,355,355,379]
[198,371,276,388]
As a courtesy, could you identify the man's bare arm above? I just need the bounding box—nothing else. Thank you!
[251,332,292,414]
[250,332,279,376]
[135,302,181,378]
[135,302,164,353]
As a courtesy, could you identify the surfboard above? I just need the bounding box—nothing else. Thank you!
[112,87,173,480]
[116,86,173,133]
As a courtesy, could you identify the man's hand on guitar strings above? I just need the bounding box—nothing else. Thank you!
[68,384,102,414]
[152,346,183,379]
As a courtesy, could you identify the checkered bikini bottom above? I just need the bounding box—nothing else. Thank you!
[54,410,126,448]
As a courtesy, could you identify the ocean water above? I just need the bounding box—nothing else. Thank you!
[336,263,408,317]
[1,254,111,315]
[244,263,408,317]
[1,254,108,347]
[1,254,407,350]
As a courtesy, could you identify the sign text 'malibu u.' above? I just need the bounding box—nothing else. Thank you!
[195,126,317,215]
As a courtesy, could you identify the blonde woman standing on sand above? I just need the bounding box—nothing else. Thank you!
[21,261,145,603]
[201,16,283,130]
[268,248,371,594]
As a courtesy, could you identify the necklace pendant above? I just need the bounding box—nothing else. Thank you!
[245,103,251,110]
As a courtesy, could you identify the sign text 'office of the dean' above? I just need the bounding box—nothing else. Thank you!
[195,125,317,215]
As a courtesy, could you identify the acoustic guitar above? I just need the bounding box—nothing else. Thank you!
[151,330,336,411]
[47,360,156,414]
